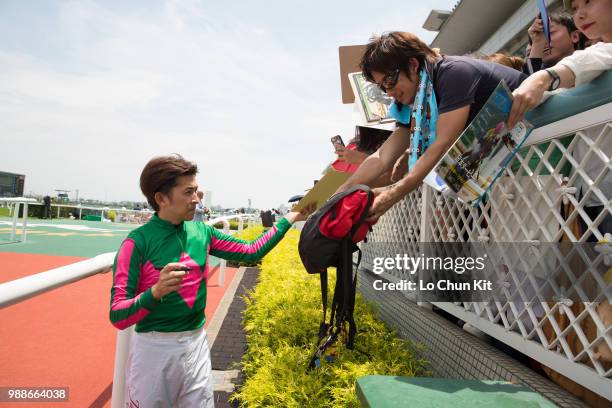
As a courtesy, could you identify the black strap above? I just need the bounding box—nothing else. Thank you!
[339,238,352,323]
[308,186,373,370]
[346,248,362,349]
[317,270,329,342]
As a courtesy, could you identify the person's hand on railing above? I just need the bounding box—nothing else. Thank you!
[507,64,579,129]
[151,263,189,300]
[507,70,550,129]
[366,186,400,223]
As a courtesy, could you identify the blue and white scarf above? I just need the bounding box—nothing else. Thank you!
[388,67,439,170]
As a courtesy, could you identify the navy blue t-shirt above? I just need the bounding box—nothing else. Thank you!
[397,55,528,127]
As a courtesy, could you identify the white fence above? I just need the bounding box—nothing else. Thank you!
[0,197,37,243]
[360,76,612,401]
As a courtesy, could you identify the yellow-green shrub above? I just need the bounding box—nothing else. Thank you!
[213,220,252,230]
[231,227,428,407]
[226,226,266,267]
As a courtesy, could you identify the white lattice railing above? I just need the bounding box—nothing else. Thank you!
[360,75,612,401]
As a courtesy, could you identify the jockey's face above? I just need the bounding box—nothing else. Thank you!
[156,175,199,223]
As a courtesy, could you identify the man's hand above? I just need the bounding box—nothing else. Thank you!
[507,70,549,129]
[335,145,369,165]
[527,17,548,57]
[366,187,400,223]
[151,263,189,300]
[391,151,409,182]
[286,202,317,223]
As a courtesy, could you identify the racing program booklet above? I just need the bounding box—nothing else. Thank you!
[428,80,534,206]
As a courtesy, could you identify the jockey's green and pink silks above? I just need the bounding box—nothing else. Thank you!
[110,214,292,332]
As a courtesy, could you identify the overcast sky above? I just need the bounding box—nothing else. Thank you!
[0,0,458,209]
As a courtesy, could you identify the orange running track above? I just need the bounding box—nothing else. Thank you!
[0,252,237,408]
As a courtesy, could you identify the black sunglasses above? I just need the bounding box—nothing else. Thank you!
[378,69,400,93]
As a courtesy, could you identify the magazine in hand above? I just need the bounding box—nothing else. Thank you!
[429,80,534,207]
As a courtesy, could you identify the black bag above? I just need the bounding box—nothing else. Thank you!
[298,185,374,369]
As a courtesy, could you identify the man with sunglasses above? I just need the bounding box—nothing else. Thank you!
[336,31,527,221]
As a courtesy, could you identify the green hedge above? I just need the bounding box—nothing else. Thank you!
[213,220,245,230]
[214,221,263,268]
[231,226,429,407]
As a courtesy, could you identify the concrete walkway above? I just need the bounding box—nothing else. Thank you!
[208,266,260,408]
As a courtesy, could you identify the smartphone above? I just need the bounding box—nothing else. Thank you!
[331,135,344,147]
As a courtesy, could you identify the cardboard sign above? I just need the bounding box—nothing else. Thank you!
[338,45,366,104]
[292,169,352,212]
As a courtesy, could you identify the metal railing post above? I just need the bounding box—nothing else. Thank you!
[419,185,434,242]
[10,202,19,242]
[22,203,29,243]
[111,327,134,408]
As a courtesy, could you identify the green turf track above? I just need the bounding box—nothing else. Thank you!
[0,217,221,267]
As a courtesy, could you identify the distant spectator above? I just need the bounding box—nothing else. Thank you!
[43,195,51,219]
[260,209,274,228]
[484,53,525,71]
[193,191,205,222]
[523,11,587,74]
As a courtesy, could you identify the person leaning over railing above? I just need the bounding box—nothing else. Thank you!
[109,154,309,407]
[507,0,612,238]
[335,31,528,221]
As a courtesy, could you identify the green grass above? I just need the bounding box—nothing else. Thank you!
[231,226,429,407]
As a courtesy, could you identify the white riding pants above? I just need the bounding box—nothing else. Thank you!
[125,327,214,408]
